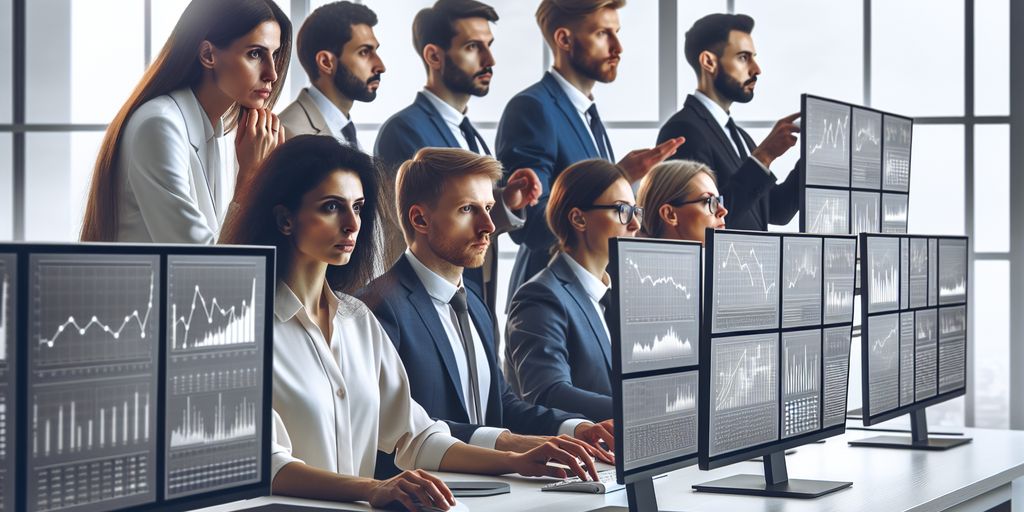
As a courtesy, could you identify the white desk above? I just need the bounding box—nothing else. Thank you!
[206,426,1024,512]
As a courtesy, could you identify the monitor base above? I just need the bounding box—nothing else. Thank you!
[848,435,972,451]
[692,474,852,499]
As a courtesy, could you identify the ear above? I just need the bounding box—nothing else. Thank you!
[698,50,718,77]
[315,49,336,78]
[422,43,445,72]
[552,27,573,53]
[409,204,431,236]
[659,203,679,227]
[273,205,294,236]
[198,41,216,70]
[569,207,587,232]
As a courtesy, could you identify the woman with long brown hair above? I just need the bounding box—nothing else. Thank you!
[80,0,292,243]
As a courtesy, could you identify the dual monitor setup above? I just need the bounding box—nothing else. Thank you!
[0,243,275,512]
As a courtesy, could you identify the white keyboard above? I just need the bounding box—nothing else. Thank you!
[541,469,624,494]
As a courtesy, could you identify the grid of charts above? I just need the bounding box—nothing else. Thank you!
[702,231,856,463]
[611,238,702,477]
[860,234,969,423]
[801,94,912,241]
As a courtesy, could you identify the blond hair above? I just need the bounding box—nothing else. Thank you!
[636,160,717,237]
[395,147,503,242]
[535,0,626,49]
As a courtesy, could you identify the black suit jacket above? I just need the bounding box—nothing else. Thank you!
[356,255,584,478]
[657,94,801,230]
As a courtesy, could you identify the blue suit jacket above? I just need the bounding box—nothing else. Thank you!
[495,73,609,302]
[375,92,465,172]
[504,254,613,421]
[356,255,583,476]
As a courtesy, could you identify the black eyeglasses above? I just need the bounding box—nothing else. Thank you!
[670,194,725,216]
[580,203,644,225]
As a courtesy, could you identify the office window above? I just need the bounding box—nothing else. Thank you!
[0,136,10,240]
[0,0,11,122]
[24,132,101,241]
[907,125,965,236]
[974,0,1009,116]
[675,0,727,111]
[599,0,658,122]
[973,125,1009,252]
[974,260,1010,428]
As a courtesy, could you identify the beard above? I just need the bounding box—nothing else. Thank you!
[442,55,491,97]
[428,231,489,270]
[333,65,380,103]
[569,39,618,83]
[714,70,755,103]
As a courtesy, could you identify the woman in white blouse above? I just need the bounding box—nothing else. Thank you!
[80,0,291,243]
[219,135,601,511]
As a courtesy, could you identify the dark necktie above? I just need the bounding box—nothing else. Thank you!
[341,121,359,148]
[599,289,613,334]
[725,117,749,159]
[586,104,614,161]
[459,117,491,156]
[449,288,483,424]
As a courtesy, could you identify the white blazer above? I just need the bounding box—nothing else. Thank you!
[116,88,235,243]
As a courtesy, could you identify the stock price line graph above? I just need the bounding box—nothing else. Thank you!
[867,237,900,313]
[823,239,856,324]
[867,314,900,416]
[938,239,968,305]
[712,235,780,333]
[805,188,850,235]
[805,97,851,187]
[915,310,938,401]
[782,238,822,328]
[618,246,700,372]
[709,333,779,456]
[851,107,882,188]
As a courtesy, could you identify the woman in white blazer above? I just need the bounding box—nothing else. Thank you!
[219,135,602,511]
[80,0,291,243]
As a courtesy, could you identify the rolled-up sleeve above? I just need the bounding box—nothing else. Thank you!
[270,408,305,482]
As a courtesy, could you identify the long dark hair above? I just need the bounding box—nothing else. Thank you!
[81,0,292,241]
[219,135,385,295]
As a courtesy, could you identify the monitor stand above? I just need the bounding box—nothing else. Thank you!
[692,450,852,499]
[848,408,973,450]
[587,477,679,512]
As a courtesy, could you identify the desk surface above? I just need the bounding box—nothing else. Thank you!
[205,426,1024,512]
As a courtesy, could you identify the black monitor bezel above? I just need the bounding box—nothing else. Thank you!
[858,233,969,426]
[799,93,914,237]
[609,236,703,484]
[4,242,275,512]
[698,228,857,471]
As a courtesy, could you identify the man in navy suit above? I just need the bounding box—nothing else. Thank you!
[495,0,684,301]
[357,148,614,478]
[657,13,801,231]
[375,0,542,314]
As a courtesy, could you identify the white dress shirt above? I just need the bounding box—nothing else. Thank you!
[116,87,236,243]
[420,88,472,150]
[693,90,770,174]
[559,253,612,341]
[270,281,459,481]
[549,68,602,156]
[306,85,360,151]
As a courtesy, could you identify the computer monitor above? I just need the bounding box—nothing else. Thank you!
[3,243,274,512]
[852,234,970,451]
[606,237,702,512]
[0,253,15,511]
[695,229,856,499]
[800,94,912,242]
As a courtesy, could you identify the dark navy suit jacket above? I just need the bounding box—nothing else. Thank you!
[503,253,613,422]
[657,94,801,230]
[356,255,583,477]
[495,72,609,302]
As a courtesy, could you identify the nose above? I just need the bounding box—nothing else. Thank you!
[374,54,386,75]
[263,59,278,84]
[610,33,623,56]
[481,47,496,69]
[749,57,761,77]
[716,202,729,220]
[626,212,641,232]
[479,210,496,235]
[340,208,360,234]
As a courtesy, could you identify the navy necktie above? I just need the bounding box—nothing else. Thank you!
[587,103,613,161]
[459,117,491,156]
[341,121,358,148]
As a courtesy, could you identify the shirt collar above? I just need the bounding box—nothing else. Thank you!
[420,88,467,128]
[307,86,353,136]
[694,90,731,130]
[274,280,342,323]
[558,253,609,302]
[405,250,461,304]
[548,68,594,116]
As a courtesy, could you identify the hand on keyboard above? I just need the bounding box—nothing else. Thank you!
[541,469,624,494]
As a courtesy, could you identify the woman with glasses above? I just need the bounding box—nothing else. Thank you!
[504,159,640,421]
[636,160,728,244]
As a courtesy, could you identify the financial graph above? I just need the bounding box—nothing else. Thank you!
[882,193,909,234]
[32,383,152,458]
[851,191,881,240]
[782,238,822,328]
[165,255,266,499]
[938,306,966,394]
[899,313,915,406]
[30,255,160,367]
[622,372,698,471]
[883,115,912,192]
[928,239,939,306]
[0,258,10,364]
[0,255,12,512]
[867,314,900,416]
[804,187,850,235]
[900,239,910,309]
[618,244,700,372]
[822,326,851,428]
[851,107,882,188]
[938,239,967,305]
[866,237,899,313]
[782,330,821,438]
[709,333,779,456]
[914,310,938,400]
[909,238,929,308]
[805,97,851,187]
[823,239,856,324]
[712,234,780,333]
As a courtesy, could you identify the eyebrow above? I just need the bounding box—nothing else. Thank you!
[320,195,364,202]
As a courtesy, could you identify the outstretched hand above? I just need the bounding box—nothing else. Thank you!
[617,137,685,183]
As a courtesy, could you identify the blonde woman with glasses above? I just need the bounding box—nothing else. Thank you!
[636,160,728,245]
